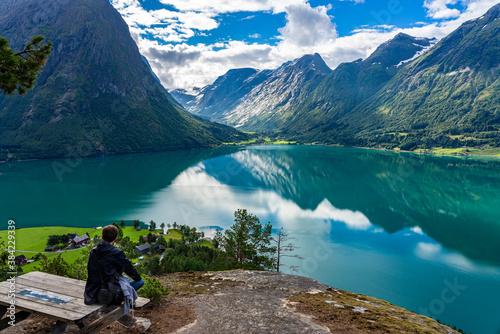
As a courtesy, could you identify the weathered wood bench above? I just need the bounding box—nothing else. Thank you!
[0,271,150,333]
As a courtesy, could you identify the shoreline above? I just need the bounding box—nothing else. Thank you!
[236,141,500,160]
[353,145,500,159]
[1,142,498,166]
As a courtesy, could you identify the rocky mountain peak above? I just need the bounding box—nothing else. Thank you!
[289,53,332,74]
[485,2,500,19]
[172,52,333,130]
[212,68,259,87]
[366,33,436,68]
[274,53,332,77]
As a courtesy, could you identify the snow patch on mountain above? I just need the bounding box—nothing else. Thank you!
[446,67,472,76]
[396,39,439,68]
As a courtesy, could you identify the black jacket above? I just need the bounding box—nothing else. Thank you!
[84,241,141,305]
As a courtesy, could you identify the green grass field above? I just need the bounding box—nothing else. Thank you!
[197,240,212,247]
[224,137,299,146]
[431,147,466,155]
[223,138,258,145]
[121,226,160,243]
[18,248,88,273]
[0,226,101,252]
[1,226,202,274]
[426,147,500,157]
[163,229,183,240]
[0,226,178,252]
[275,140,296,144]
[465,147,500,156]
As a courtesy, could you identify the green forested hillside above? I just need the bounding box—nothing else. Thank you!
[281,4,500,149]
[278,33,435,141]
[0,0,245,160]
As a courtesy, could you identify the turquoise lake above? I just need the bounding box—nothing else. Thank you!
[1,145,499,333]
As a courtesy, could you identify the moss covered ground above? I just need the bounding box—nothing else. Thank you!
[289,288,461,333]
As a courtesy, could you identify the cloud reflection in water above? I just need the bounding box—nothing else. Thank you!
[128,162,372,232]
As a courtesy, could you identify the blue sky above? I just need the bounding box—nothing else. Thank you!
[109,0,499,89]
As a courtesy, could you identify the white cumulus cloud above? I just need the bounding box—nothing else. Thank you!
[127,162,371,231]
[278,3,337,48]
[424,0,462,19]
[110,0,499,90]
[158,0,306,14]
[139,39,276,89]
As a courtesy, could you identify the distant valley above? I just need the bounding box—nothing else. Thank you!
[172,3,500,151]
[1,1,499,160]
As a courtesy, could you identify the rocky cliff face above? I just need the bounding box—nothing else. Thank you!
[228,53,332,131]
[172,53,332,131]
[171,68,273,122]
[0,0,244,160]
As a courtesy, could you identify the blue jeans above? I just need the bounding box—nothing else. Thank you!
[129,279,144,291]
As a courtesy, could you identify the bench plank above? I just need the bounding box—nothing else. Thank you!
[26,271,87,287]
[15,276,88,298]
[0,283,97,315]
[0,291,88,322]
[0,271,150,330]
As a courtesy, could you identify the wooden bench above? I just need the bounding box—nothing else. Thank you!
[0,271,150,333]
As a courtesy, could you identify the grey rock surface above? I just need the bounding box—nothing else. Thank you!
[175,271,331,334]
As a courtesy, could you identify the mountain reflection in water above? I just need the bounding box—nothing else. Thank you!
[2,145,499,333]
[130,146,500,267]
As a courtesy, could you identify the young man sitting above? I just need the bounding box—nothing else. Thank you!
[84,225,144,305]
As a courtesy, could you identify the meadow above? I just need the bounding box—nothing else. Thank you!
[0,225,210,273]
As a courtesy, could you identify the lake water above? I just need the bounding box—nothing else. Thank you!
[1,145,499,333]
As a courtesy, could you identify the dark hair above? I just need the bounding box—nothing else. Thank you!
[102,225,118,242]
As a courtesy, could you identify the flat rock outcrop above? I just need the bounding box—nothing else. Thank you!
[177,271,331,333]
[5,270,459,333]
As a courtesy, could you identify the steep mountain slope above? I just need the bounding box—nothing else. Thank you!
[0,0,244,160]
[228,54,332,130]
[171,68,273,121]
[289,4,500,149]
[169,87,201,111]
[279,33,436,140]
[172,53,332,131]
[341,3,500,149]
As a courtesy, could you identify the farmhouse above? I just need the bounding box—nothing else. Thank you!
[71,234,90,247]
[135,243,160,255]
[14,255,27,266]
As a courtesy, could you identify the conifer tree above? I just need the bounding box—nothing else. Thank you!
[0,35,52,95]
[215,209,275,270]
